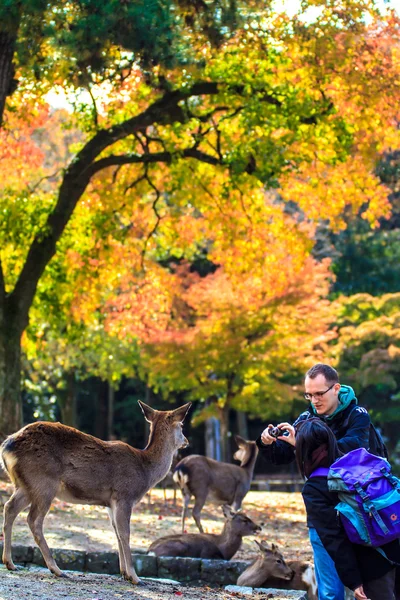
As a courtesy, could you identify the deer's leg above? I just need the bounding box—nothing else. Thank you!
[27,492,63,577]
[111,500,140,584]
[192,493,207,533]
[107,506,127,575]
[232,491,244,512]
[2,487,30,571]
[181,490,191,533]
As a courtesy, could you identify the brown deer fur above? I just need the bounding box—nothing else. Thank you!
[237,540,317,600]
[173,435,258,533]
[0,401,191,585]
[148,505,261,559]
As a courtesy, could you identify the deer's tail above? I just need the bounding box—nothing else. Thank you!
[0,434,18,483]
[172,465,189,490]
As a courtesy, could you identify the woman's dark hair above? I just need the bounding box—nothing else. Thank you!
[295,418,342,479]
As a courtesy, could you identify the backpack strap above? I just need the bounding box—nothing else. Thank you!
[380,466,400,491]
[354,482,390,535]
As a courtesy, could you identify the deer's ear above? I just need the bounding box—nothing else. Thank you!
[222,505,235,520]
[254,540,263,550]
[234,434,247,447]
[138,400,157,423]
[271,543,279,553]
[172,402,192,423]
[260,539,270,551]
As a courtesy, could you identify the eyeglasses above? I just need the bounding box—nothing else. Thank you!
[304,382,336,401]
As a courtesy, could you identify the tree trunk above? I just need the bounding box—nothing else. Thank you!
[94,380,108,439]
[236,410,249,439]
[218,404,231,463]
[205,417,222,460]
[0,325,23,436]
[59,371,77,427]
[107,382,115,440]
[0,30,18,127]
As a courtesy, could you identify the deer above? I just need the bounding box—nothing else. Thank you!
[147,504,261,559]
[237,540,317,600]
[0,401,191,585]
[173,435,258,533]
[146,450,180,505]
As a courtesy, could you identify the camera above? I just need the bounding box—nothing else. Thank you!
[267,426,284,439]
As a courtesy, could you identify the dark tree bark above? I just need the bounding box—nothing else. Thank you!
[58,371,77,427]
[236,410,249,440]
[94,380,108,439]
[107,382,115,440]
[217,403,231,463]
[0,30,18,127]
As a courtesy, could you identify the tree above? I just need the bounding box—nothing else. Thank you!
[98,202,334,460]
[332,293,400,455]
[1,1,399,435]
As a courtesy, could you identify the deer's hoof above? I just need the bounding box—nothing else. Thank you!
[4,561,19,572]
[53,570,68,578]
[123,573,143,585]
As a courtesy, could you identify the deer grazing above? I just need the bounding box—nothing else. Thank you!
[148,504,261,559]
[0,401,191,585]
[173,435,258,533]
[237,540,317,600]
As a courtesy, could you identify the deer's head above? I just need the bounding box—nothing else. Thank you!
[233,435,257,466]
[138,401,191,451]
[221,505,262,536]
[255,539,293,581]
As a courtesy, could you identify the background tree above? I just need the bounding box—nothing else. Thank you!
[1,0,399,436]
[331,293,400,455]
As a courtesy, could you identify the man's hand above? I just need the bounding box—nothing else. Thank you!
[276,422,296,446]
[261,424,277,446]
[261,423,296,447]
[354,585,370,600]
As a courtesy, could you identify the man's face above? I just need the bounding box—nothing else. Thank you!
[304,374,340,416]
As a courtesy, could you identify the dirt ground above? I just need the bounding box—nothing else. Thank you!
[0,564,304,600]
[0,481,312,565]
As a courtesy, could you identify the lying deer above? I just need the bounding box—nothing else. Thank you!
[237,540,317,600]
[173,435,258,532]
[148,504,261,559]
[0,401,191,585]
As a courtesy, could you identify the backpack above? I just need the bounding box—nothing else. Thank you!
[326,448,400,548]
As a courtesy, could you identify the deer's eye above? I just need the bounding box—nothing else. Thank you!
[276,559,282,564]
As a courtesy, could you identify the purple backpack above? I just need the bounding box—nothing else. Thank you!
[322,448,400,547]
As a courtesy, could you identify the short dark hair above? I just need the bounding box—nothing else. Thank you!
[295,418,341,478]
[305,363,339,384]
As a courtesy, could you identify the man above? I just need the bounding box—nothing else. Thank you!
[257,363,388,600]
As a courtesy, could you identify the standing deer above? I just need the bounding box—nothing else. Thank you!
[237,540,317,600]
[173,435,258,533]
[148,505,261,559]
[146,450,180,505]
[0,401,191,585]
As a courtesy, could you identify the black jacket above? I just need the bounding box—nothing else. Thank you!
[302,475,400,591]
[256,400,373,466]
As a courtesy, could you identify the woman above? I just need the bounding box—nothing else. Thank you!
[295,417,399,600]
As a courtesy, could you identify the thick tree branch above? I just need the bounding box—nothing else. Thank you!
[88,148,221,176]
